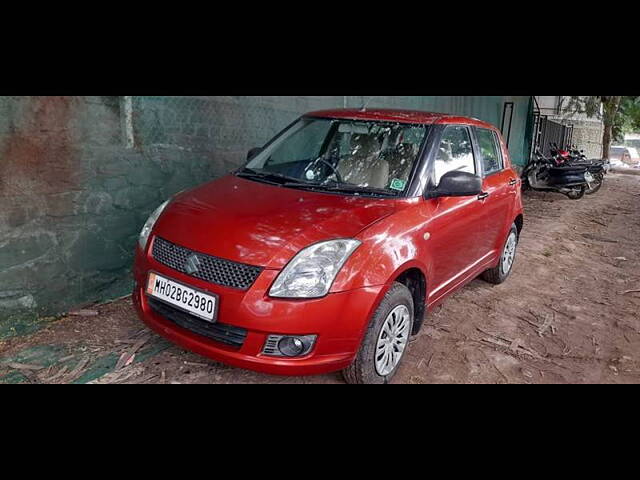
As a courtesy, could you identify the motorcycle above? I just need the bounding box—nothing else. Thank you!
[549,143,606,195]
[522,148,594,200]
[568,145,588,162]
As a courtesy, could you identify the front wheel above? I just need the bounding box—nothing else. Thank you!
[482,224,518,285]
[585,174,604,195]
[342,283,414,384]
[566,186,586,200]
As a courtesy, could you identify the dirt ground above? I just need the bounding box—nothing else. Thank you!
[2,173,639,384]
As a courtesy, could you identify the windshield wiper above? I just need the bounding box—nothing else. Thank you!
[236,168,301,184]
[284,180,397,197]
[323,184,398,197]
[281,180,336,190]
[239,169,398,197]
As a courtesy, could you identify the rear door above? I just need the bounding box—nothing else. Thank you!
[473,128,513,256]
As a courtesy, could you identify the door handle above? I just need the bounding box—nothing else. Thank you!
[477,192,490,200]
[508,179,517,186]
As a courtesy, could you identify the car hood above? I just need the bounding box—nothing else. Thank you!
[152,175,397,269]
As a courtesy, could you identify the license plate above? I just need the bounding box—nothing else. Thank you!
[146,272,218,322]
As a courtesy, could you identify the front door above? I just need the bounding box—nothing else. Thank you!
[422,125,487,301]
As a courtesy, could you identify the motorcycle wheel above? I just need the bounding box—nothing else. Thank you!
[585,174,604,195]
[566,186,586,200]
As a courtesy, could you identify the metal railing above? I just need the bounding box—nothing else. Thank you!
[531,113,574,160]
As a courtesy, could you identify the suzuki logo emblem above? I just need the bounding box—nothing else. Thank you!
[184,254,201,274]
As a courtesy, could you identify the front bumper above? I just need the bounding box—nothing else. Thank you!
[133,244,384,376]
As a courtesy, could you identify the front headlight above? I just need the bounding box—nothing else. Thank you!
[138,200,170,250]
[269,239,361,298]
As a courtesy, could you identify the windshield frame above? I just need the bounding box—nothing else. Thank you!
[236,115,431,198]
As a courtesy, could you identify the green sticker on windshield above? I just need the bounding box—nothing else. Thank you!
[390,178,406,191]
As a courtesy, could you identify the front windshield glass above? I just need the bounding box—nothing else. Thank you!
[243,117,428,195]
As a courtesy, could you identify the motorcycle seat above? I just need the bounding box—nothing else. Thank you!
[567,160,604,173]
[549,165,587,174]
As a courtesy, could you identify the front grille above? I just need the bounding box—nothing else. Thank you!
[148,297,247,348]
[152,236,263,290]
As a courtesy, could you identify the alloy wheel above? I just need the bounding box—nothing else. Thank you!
[501,232,517,275]
[375,305,411,376]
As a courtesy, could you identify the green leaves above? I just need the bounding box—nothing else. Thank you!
[618,96,640,135]
[562,96,603,118]
[562,95,640,142]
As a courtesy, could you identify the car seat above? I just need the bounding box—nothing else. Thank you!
[337,134,389,189]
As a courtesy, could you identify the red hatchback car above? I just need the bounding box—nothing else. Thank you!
[133,109,524,384]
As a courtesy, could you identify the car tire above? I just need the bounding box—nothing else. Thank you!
[482,223,518,285]
[342,282,414,384]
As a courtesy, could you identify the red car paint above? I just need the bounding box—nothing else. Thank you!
[133,109,524,376]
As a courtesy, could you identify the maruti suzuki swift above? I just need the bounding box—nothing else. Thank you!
[133,109,524,384]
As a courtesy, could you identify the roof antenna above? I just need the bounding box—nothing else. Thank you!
[360,96,373,112]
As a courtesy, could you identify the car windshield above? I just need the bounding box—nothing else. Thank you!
[241,117,428,196]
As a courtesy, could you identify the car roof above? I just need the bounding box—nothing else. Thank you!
[305,108,498,130]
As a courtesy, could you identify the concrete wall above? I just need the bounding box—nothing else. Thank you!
[565,119,605,159]
[534,96,605,159]
[0,96,532,329]
[535,96,561,116]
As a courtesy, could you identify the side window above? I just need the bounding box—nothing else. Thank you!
[476,128,503,176]
[433,126,476,186]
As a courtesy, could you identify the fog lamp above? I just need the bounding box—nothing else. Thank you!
[262,335,317,357]
[278,337,305,357]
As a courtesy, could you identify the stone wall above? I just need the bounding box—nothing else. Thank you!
[566,119,604,159]
[534,97,604,159]
[0,96,533,330]
[550,117,604,159]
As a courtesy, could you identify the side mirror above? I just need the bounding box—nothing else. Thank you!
[427,171,483,198]
[247,147,262,161]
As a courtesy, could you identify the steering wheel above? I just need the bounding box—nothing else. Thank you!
[304,157,344,184]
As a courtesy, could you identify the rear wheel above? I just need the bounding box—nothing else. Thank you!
[482,224,518,285]
[342,283,414,384]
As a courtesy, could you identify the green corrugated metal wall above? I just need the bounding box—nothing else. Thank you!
[343,96,532,165]
[133,96,533,166]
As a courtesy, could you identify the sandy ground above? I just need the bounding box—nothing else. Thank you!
[1,173,639,384]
